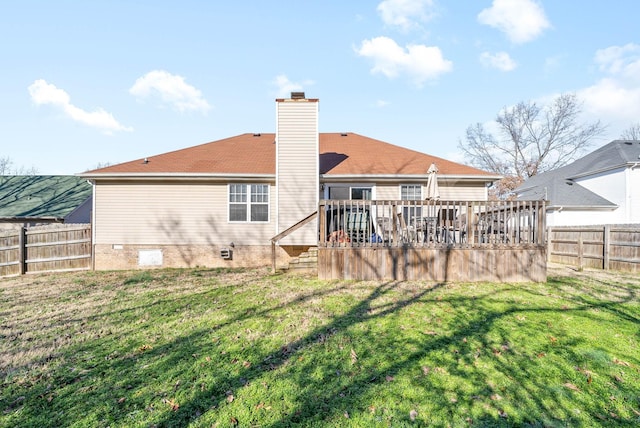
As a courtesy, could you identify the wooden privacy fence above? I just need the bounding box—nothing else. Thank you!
[548,225,640,272]
[0,224,92,277]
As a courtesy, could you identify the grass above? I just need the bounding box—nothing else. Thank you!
[1,265,639,427]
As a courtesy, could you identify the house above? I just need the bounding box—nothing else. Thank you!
[80,93,500,271]
[0,175,92,230]
[515,140,640,227]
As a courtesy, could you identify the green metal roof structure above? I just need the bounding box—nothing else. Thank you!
[0,175,92,222]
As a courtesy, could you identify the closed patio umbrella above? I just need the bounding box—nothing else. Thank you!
[426,163,440,200]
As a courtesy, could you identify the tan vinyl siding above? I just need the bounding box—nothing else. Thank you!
[439,182,487,200]
[276,100,318,245]
[374,182,487,201]
[375,185,399,200]
[94,181,275,245]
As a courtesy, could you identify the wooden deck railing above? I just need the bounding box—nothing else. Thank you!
[318,199,546,248]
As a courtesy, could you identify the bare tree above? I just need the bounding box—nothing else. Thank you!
[91,161,112,170]
[620,122,640,140]
[0,156,12,175]
[458,93,606,199]
[0,156,39,176]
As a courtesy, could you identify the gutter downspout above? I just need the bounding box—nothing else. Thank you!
[87,179,96,271]
[627,163,639,222]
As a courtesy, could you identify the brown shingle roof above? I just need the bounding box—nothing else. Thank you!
[83,132,493,177]
[319,133,489,176]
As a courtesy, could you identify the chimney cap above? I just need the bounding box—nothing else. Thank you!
[291,92,305,99]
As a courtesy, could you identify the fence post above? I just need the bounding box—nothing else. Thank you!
[577,231,584,269]
[18,226,27,275]
[546,226,552,263]
[538,201,546,245]
[603,225,610,270]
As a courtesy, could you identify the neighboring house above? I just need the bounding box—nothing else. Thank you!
[515,140,640,226]
[80,93,500,270]
[0,175,93,229]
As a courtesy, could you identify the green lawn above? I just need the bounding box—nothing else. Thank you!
[1,266,639,427]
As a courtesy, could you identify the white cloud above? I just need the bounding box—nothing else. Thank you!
[578,43,640,128]
[356,36,452,86]
[376,99,390,108]
[478,0,550,44]
[479,51,517,71]
[272,75,315,98]
[593,43,640,79]
[377,0,436,32]
[129,70,211,113]
[28,79,132,134]
[580,78,640,119]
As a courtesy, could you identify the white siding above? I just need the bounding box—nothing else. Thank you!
[576,168,626,224]
[577,168,626,206]
[547,209,618,227]
[94,181,275,245]
[276,99,319,245]
[549,166,640,226]
[629,167,640,223]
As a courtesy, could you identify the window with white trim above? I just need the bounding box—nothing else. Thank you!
[401,185,422,201]
[229,184,269,222]
[400,184,422,221]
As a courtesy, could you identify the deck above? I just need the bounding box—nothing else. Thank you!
[317,199,547,282]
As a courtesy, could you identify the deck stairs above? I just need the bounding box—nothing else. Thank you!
[287,247,318,273]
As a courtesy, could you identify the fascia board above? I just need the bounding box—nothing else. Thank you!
[78,173,275,182]
[320,174,501,182]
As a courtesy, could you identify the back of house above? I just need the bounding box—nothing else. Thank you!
[81,93,499,271]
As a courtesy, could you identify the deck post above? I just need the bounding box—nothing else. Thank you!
[271,241,276,273]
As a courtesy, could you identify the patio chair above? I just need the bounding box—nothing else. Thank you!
[437,208,457,243]
[396,212,416,244]
[346,209,370,243]
[453,213,467,243]
[375,216,392,243]
[417,216,438,243]
[480,215,508,243]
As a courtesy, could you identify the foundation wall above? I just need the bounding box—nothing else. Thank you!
[93,244,292,271]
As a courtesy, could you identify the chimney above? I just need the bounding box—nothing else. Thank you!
[275,93,319,244]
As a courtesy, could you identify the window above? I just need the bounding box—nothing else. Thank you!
[328,186,372,200]
[328,187,349,200]
[401,184,422,221]
[351,187,372,200]
[401,185,422,201]
[229,184,269,222]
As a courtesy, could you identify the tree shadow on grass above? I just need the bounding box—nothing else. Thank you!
[153,279,445,427]
[2,270,362,426]
[156,274,638,426]
[255,282,640,426]
[4,269,639,427]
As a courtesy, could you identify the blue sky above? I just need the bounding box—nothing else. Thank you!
[2,0,639,174]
